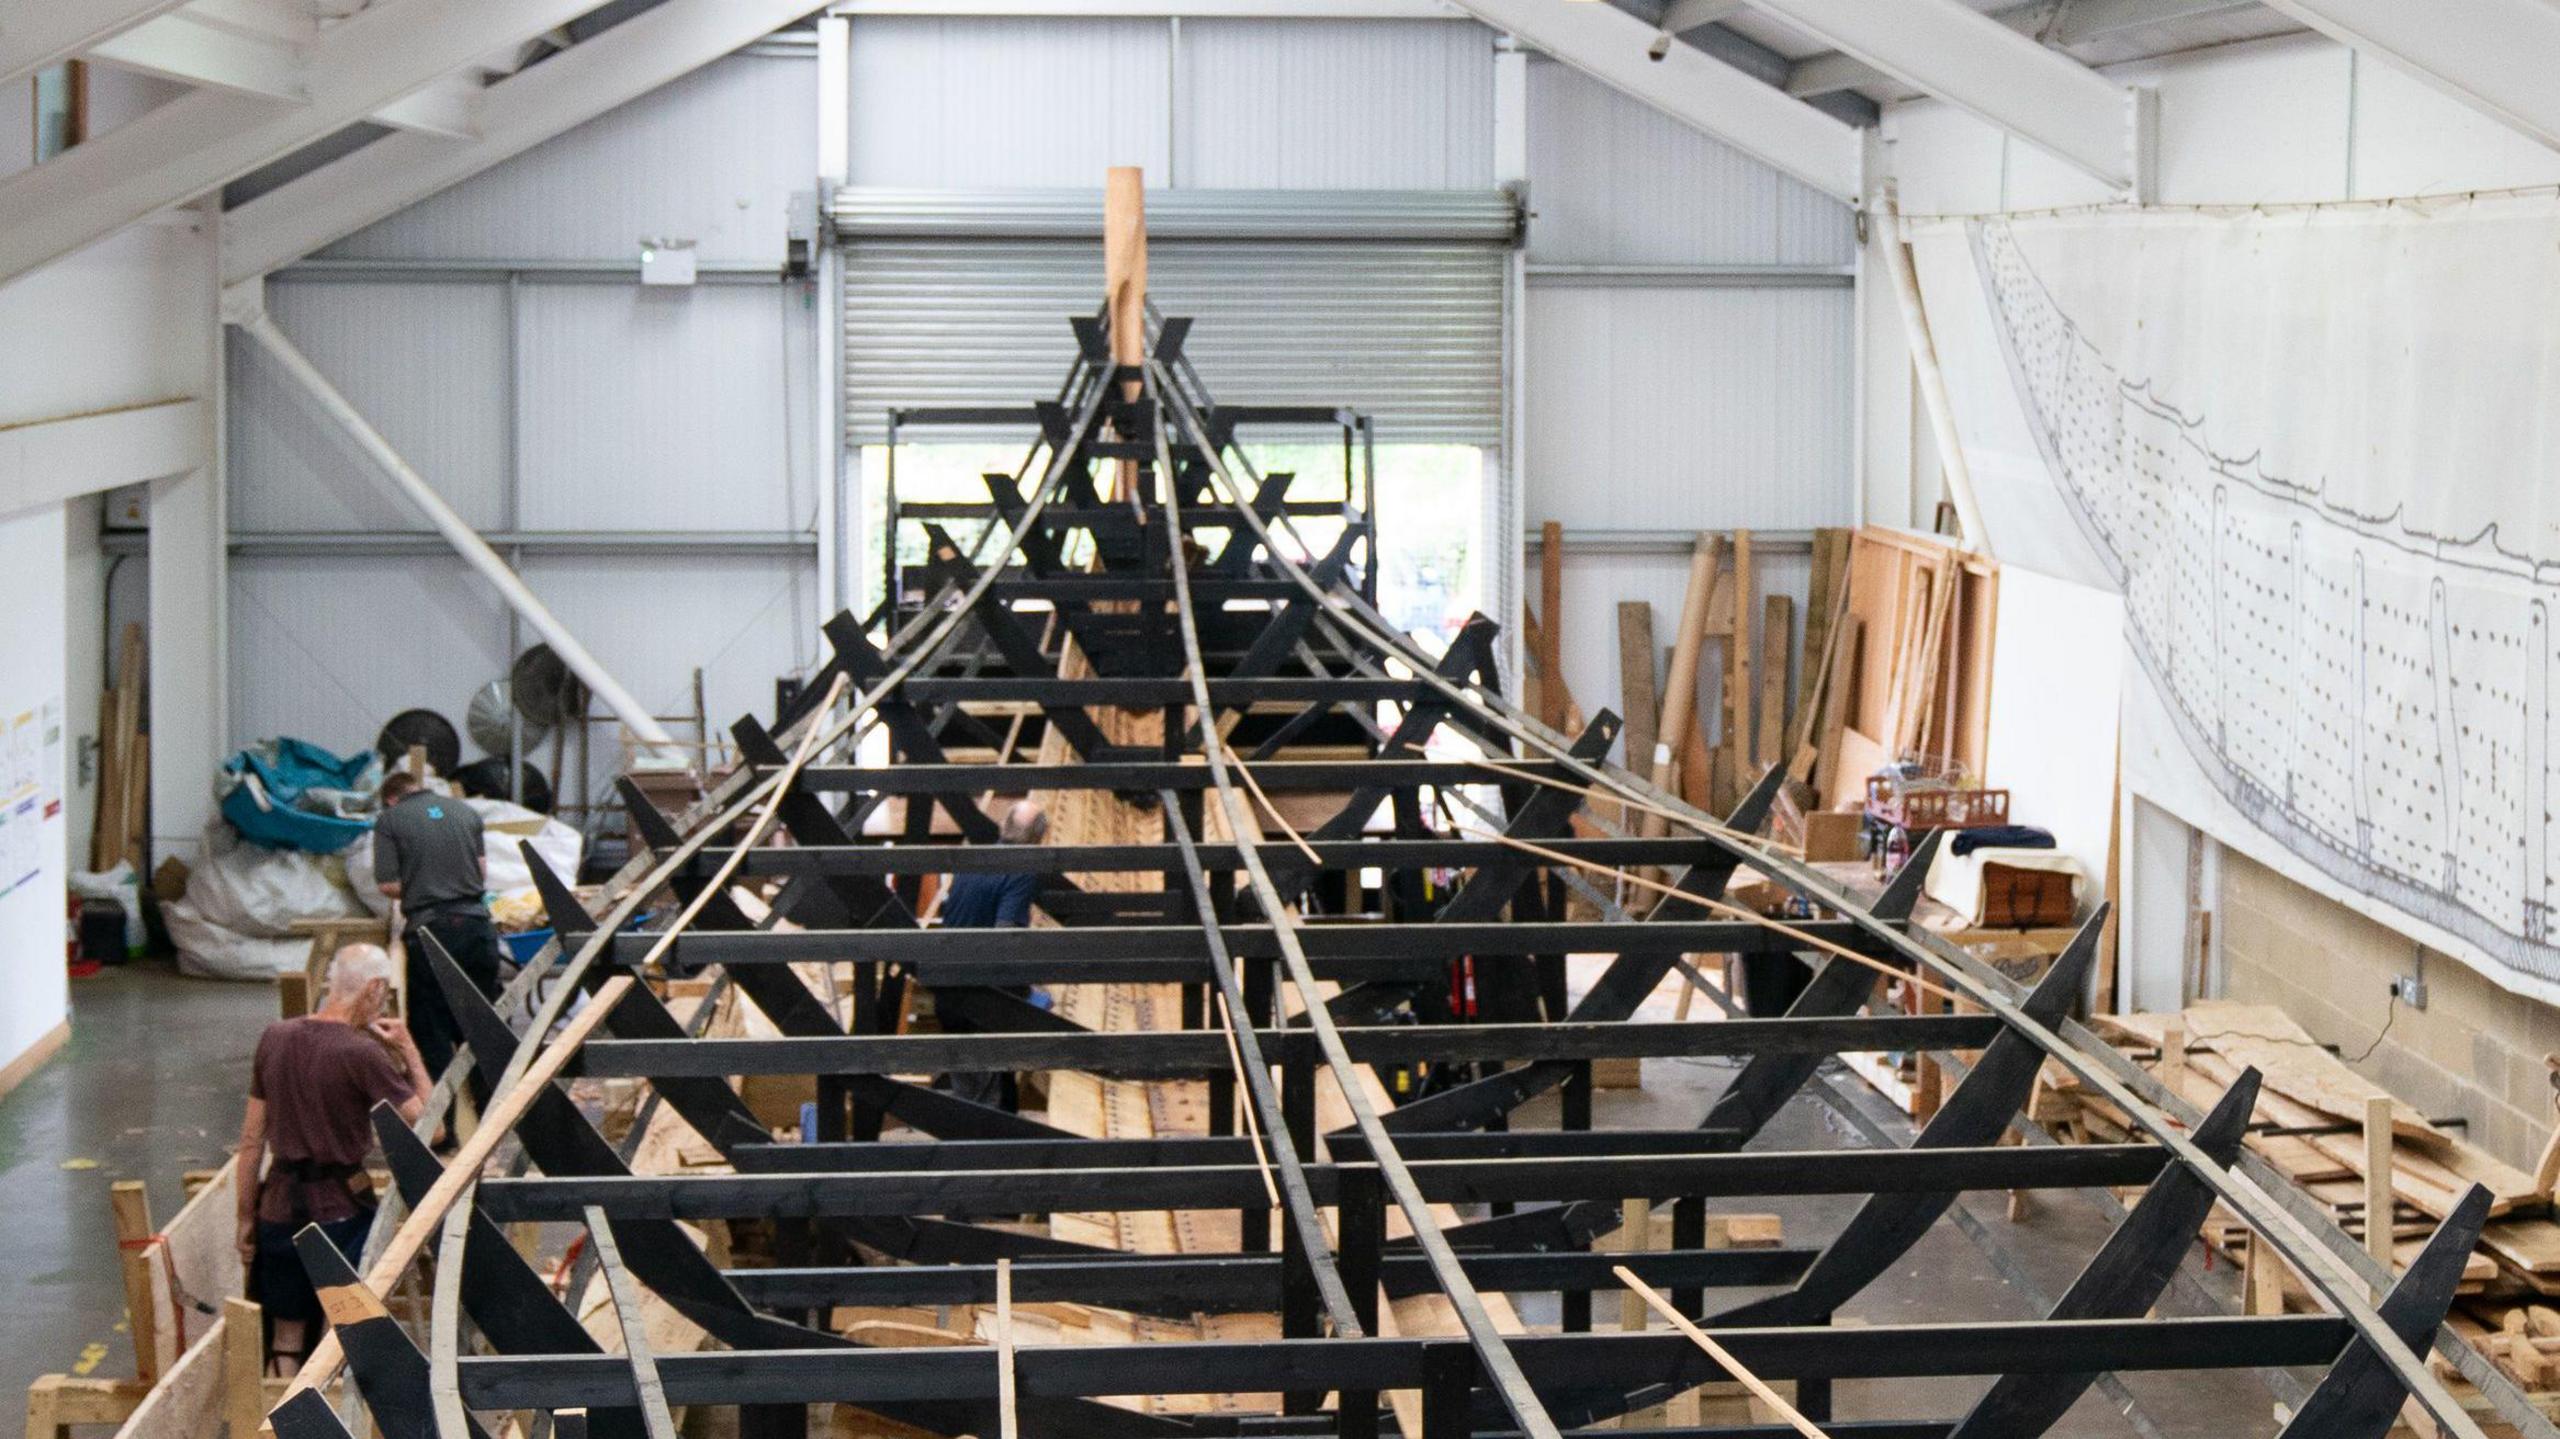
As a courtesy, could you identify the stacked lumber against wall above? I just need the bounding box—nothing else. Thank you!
[2037,1001,2560,1421]
[1813,529,1997,811]
[1581,525,1994,828]
[91,621,147,873]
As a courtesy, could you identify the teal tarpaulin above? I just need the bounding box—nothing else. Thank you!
[218,737,380,853]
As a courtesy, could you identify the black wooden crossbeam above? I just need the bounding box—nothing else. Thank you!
[680,835,1743,878]
[454,1317,2354,1409]
[572,1014,2005,1079]
[899,677,1418,704]
[720,1246,1819,1311]
[723,1126,1808,1176]
[606,918,1914,965]
[471,1144,2172,1221]
[785,759,1569,793]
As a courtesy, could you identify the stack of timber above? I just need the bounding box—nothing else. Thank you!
[1805,528,1995,811]
[1545,524,1996,832]
[2037,1001,2560,1432]
[1533,527,1804,821]
[91,621,147,873]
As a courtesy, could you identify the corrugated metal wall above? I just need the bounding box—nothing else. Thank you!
[516,283,806,532]
[1524,284,1853,532]
[1175,20,1493,188]
[1521,57,1856,739]
[226,52,823,816]
[847,18,1174,188]
[221,25,1861,819]
[230,281,510,532]
[324,55,817,263]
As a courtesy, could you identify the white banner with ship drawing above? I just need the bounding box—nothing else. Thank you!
[1902,194,2560,1003]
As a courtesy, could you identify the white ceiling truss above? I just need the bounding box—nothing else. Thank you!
[10,0,2560,292]
[1746,0,2143,190]
[2258,0,2560,154]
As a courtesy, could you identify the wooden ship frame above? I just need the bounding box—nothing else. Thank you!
[260,182,2525,1439]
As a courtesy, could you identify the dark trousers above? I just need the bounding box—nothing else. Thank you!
[405,909,502,1081]
[253,1207,374,1352]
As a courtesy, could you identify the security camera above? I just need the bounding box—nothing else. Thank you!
[1646,31,1672,60]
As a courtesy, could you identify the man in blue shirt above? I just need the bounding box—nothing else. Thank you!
[937,800,1046,1109]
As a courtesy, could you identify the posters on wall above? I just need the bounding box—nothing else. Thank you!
[0,702,55,902]
[1908,194,2560,1003]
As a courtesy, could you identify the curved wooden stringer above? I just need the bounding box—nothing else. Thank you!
[1547,904,2098,1432]
[422,925,1208,1439]
[1710,917,2098,1329]
[1695,827,1947,1146]
[2275,1185,2495,1439]
[529,839,836,1044]
[1376,761,1794,1138]
[369,1110,654,1439]
[421,923,763,1164]
[291,1228,494,1439]
[1946,1067,2265,1439]
[1428,827,1952,1268]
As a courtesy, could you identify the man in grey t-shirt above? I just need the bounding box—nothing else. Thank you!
[373,771,499,1080]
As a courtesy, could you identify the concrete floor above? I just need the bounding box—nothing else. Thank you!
[0,963,2290,1436]
[0,961,273,1404]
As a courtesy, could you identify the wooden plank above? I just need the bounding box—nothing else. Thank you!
[2368,1095,2398,1271]
[222,1299,264,1439]
[1756,593,1791,776]
[29,1375,150,1432]
[1681,703,1713,814]
[1617,602,1660,791]
[1802,615,1861,792]
[1539,520,1565,731]
[111,1182,175,1384]
[106,1318,224,1439]
[1646,535,1720,836]
[1825,723,1888,813]
[1727,529,1754,776]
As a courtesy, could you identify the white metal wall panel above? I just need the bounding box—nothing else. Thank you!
[847,17,1171,188]
[228,557,511,755]
[1523,285,1853,532]
[230,281,509,532]
[517,553,822,795]
[842,239,1502,443]
[516,284,804,532]
[1178,19,1495,189]
[1525,59,1852,266]
[2349,48,2560,197]
[325,56,818,265]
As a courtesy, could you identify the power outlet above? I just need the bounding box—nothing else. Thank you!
[2393,974,2429,1010]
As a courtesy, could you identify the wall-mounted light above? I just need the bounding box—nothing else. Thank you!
[639,238,698,287]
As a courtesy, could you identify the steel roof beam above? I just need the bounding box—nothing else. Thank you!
[219,0,825,286]
[0,0,192,86]
[2260,0,2560,153]
[1443,0,1863,202]
[0,0,617,287]
[1747,0,2141,191]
